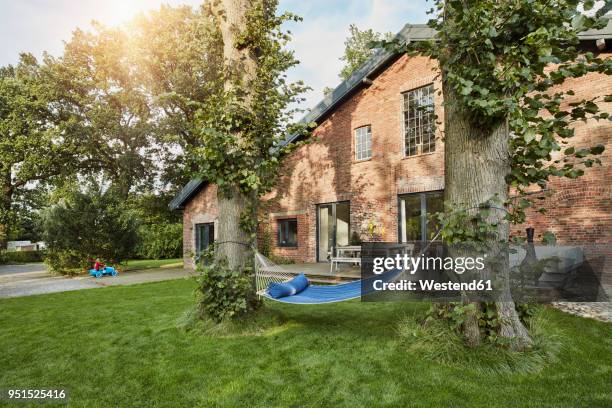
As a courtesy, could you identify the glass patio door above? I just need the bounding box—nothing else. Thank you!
[317,202,350,262]
[398,191,443,242]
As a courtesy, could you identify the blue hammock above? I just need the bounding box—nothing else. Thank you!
[258,266,402,305]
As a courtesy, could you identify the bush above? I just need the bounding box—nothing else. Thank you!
[195,253,261,323]
[0,250,45,264]
[42,190,139,274]
[136,223,183,260]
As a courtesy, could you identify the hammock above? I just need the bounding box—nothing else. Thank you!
[254,252,402,304]
[254,228,444,305]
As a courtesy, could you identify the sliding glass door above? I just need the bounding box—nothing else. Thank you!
[317,201,350,261]
[398,191,443,242]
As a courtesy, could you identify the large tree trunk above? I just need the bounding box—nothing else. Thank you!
[443,79,532,350]
[0,174,13,250]
[216,186,251,268]
[212,0,258,269]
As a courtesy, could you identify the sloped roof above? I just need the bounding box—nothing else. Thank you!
[170,20,611,210]
[168,178,205,211]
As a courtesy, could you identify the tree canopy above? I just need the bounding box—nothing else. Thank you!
[339,24,393,80]
[0,54,86,248]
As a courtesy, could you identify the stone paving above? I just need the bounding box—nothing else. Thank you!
[551,301,612,322]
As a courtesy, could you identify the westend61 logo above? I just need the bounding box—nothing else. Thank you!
[372,253,486,275]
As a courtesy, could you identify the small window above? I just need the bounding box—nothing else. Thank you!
[355,125,372,161]
[278,219,298,247]
[402,84,435,157]
[195,223,215,257]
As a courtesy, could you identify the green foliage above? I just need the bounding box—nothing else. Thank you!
[195,250,261,323]
[42,187,139,274]
[53,23,157,198]
[0,250,45,264]
[427,301,536,347]
[130,5,224,189]
[257,223,273,257]
[435,202,500,243]
[542,231,557,245]
[127,193,181,225]
[194,0,311,236]
[6,186,48,242]
[267,254,296,265]
[0,54,85,246]
[135,223,183,260]
[338,24,393,81]
[350,231,363,245]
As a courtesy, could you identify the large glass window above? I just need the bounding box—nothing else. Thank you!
[399,191,443,242]
[402,84,435,157]
[278,219,298,247]
[355,125,372,161]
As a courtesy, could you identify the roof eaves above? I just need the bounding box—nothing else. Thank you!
[168,178,206,210]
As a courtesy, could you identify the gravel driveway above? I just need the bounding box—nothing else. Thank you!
[0,263,194,299]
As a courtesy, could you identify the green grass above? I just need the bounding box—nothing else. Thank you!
[122,258,183,271]
[0,279,610,407]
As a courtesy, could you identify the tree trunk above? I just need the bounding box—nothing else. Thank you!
[212,0,259,269]
[0,174,13,250]
[443,79,532,350]
[216,186,251,269]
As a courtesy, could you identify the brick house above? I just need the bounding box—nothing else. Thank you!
[171,22,612,274]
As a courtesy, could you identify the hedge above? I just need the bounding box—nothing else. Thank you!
[0,250,45,264]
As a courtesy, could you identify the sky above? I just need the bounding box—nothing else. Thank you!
[0,0,429,110]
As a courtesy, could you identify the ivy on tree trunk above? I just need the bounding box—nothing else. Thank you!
[211,0,259,270]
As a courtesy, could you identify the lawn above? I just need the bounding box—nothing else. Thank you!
[122,258,183,271]
[0,279,610,407]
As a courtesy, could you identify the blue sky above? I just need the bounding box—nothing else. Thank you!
[0,0,429,109]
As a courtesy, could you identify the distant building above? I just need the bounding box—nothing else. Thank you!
[7,241,46,252]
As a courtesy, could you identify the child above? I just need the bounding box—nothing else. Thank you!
[94,258,105,272]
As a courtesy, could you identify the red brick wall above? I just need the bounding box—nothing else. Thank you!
[265,54,445,262]
[182,184,218,269]
[510,66,612,245]
[182,50,611,270]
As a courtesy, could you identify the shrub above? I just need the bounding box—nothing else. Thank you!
[195,252,261,323]
[0,250,45,264]
[350,231,362,245]
[42,190,139,274]
[136,223,183,260]
[257,223,273,257]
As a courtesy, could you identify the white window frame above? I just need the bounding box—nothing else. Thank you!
[354,125,372,161]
